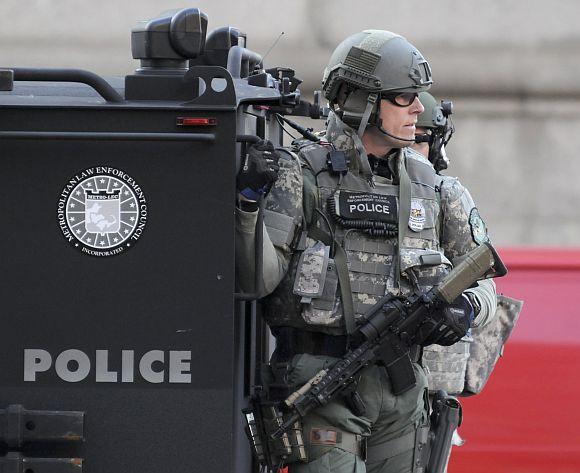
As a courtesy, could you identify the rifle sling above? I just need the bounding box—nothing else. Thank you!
[397,152,412,288]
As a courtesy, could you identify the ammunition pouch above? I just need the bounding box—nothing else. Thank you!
[244,352,366,470]
[243,398,307,470]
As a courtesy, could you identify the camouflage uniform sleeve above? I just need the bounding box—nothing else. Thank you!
[439,176,497,327]
[235,149,303,297]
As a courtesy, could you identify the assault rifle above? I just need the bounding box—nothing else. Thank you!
[272,243,506,438]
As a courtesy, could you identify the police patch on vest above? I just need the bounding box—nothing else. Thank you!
[469,208,490,245]
[57,166,148,257]
[335,191,397,223]
[408,198,426,232]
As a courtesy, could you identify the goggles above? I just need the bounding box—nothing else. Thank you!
[380,92,419,107]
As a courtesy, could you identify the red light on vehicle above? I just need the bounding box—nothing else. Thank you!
[176,117,217,126]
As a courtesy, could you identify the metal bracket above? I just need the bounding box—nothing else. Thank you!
[0,405,84,448]
[0,70,14,92]
[9,68,123,102]
[0,452,82,473]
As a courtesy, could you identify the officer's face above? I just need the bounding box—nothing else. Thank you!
[378,95,424,147]
[411,126,430,158]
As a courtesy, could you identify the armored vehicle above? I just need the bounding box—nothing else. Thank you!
[0,7,322,473]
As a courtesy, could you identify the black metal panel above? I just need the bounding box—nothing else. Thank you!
[0,90,237,472]
[0,405,84,447]
[0,452,83,473]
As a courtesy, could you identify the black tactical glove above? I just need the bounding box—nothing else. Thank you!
[237,140,281,201]
[423,293,475,346]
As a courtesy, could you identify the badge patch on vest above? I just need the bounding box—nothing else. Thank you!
[335,191,397,223]
[408,198,426,232]
[469,208,490,244]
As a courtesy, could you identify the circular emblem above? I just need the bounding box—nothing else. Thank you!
[408,198,426,232]
[57,167,148,257]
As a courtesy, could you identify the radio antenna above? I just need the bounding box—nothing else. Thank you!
[257,31,285,70]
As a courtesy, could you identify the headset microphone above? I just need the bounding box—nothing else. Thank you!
[414,134,431,143]
[371,114,417,142]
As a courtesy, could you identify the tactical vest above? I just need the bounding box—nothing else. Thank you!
[263,143,452,336]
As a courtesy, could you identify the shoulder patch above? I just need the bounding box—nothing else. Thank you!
[469,208,490,245]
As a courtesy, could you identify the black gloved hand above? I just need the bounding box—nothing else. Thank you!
[237,140,281,201]
[423,293,475,346]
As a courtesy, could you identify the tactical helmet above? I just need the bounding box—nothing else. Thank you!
[322,30,433,136]
[415,91,454,172]
[416,92,439,128]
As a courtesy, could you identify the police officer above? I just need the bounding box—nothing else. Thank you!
[412,91,497,327]
[411,92,499,471]
[236,30,497,473]
[411,92,453,174]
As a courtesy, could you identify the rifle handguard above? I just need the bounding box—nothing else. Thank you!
[285,369,328,407]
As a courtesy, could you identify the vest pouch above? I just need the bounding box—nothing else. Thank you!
[293,241,330,300]
[310,258,339,312]
[399,248,452,290]
[301,258,341,327]
[463,295,523,395]
[423,335,472,395]
[293,241,342,328]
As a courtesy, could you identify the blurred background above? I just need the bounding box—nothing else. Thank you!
[1,0,578,247]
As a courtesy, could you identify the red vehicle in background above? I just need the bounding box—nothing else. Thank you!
[450,248,580,473]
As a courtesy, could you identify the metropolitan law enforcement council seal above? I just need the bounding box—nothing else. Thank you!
[57,167,148,257]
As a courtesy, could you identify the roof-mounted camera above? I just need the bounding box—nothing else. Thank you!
[131,8,208,73]
[189,27,247,69]
[127,8,208,100]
